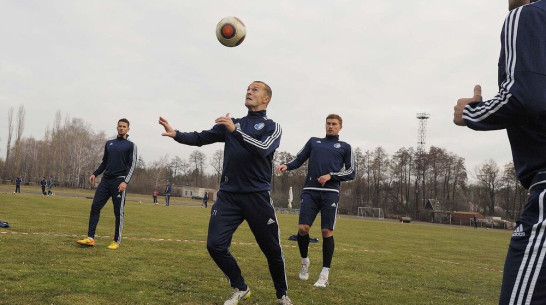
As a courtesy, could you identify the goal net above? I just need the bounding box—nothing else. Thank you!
[357,207,384,219]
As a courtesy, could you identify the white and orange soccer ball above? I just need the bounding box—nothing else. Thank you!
[216,16,246,47]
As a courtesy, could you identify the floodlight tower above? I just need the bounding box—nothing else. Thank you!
[415,112,430,218]
[416,112,430,153]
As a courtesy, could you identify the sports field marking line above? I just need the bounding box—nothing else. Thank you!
[406,253,503,273]
[1,230,503,273]
[1,230,382,254]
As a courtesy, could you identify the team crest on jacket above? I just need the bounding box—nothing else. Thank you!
[334,143,341,148]
[254,122,265,130]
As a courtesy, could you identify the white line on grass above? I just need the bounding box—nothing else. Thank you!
[0,230,503,273]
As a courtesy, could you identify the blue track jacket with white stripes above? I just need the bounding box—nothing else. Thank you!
[93,135,137,184]
[284,135,356,192]
[463,1,546,189]
[173,110,282,193]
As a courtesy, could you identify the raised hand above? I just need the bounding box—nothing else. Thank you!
[215,113,236,132]
[454,85,482,126]
[159,116,176,137]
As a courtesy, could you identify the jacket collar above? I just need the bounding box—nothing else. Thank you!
[247,110,267,118]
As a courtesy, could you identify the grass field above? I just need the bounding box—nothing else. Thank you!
[0,185,510,305]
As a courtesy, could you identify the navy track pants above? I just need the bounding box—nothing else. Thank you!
[206,190,288,299]
[499,184,546,304]
[87,177,126,243]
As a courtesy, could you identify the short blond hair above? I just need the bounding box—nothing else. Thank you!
[326,114,342,126]
[253,81,272,99]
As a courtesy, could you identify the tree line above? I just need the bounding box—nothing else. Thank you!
[1,107,526,221]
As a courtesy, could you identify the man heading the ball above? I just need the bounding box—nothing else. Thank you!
[159,81,293,305]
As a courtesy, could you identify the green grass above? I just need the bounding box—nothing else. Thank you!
[0,186,509,304]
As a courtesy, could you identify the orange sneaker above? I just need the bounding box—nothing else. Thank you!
[76,237,95,246]
[107,241,120,250]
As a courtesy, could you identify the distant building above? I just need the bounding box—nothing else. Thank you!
[172,185,217,201]
[452,211,484,225]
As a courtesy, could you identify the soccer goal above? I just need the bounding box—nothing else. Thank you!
[357,207,384,219]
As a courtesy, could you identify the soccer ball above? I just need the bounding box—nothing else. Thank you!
[216,16,246,47]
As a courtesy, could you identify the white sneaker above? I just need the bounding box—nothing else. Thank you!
[313,274,329,287]
[224,287,251,305]
[299,261,310,280]
[278,295,294,305]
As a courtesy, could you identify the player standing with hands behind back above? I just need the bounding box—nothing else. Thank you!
[453,1,546,303]
[159,81,293,305]
[276,114,356,287]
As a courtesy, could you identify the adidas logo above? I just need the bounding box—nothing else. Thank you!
[331,203,337,207]
[512,224,525,237]
[267,218,276,225]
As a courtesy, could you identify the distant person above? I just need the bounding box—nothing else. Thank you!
[159,81,293,304]
[47,175,54,195]
[14,177,22,193]
[473,216,478,229]
[164,182,172,206]
[153,189,159,204]
[452,0,546,303]
[40,177,47,195]
[76,118,137,250]
[202,192,209,208]
[276,114,356,288]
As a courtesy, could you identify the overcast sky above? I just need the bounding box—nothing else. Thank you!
[0,0,514,178]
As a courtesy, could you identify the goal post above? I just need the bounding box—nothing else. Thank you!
[357,207,384,219]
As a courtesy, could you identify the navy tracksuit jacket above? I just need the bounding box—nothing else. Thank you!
[284,135,356,193]
[462,2,546,303]
[173,110,288,298]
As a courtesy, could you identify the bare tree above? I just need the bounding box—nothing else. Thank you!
[500,161,526,221]
[170,155,191,185]
[150,155,170,188]
[451,156,467,211]
[346,147,366,212]
[391,147,414,213]
[13,105,26,177]
[210,149,224,186]
[370,147,389,209]
[427,146,446,200]
[189,150,206,186]
[16,105,25,142]
[3,107,14,178]
[65,118,104,187]
[476,159,502,215]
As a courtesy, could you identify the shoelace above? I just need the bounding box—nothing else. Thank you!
[229,289,245,300]
[317,275,328,284]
